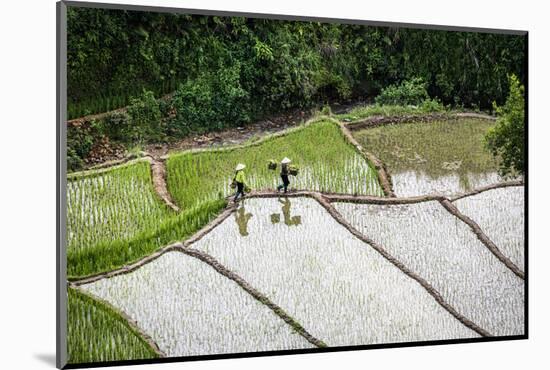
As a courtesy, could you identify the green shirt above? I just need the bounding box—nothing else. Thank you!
[235,170,245,184]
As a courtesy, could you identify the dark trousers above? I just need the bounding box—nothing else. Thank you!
[234,182,245,201]
[277,175,290,193]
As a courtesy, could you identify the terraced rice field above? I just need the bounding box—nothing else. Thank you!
[66,118,525,365]
[67,288,160,363]
[67,161,175,253]
[80,251,315,357]
[76,197,486,357]
[453,186,525,270]
[66,159,226,278]
[353,119,511,196]
[334,199,524,336]
[188,197,480,345]
[166,120,383,209]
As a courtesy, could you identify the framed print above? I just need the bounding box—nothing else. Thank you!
[56,1,527,368]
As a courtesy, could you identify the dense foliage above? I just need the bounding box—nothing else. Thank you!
[126,89,163,142]
[168,65,250,136]
[67,123,96,170]
[68,8,525,117]
[485,74,525,176]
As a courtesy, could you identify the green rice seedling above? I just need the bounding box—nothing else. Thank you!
[67,288,159,364]
[68,199,226,278]
[353,119,509,196]
[80,251,315,357]
[166,120,383,209]
[67,158,227,278]
[454,186,525,270]
[67,161,175,255]
[335,200,524,336]
[190,198,479,345]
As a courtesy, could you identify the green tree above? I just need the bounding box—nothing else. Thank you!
[126,89,162,142]
[168,64,249,136]
[485,74,525,176]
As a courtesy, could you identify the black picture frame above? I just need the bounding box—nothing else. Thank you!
[57,2,528,368]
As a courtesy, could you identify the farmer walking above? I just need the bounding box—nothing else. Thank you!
[233,163,247,201]
[277,157,292,193]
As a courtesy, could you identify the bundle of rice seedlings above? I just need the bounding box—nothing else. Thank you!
[289,165,299,176]
[267,160,277,170]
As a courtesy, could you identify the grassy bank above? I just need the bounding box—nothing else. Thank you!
[337,102,449,122]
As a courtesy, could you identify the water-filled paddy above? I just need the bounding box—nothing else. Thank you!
[353,119,512,196]
[335,200,524,336]
[454,186,525,271]
[80,251,315,357]
[192,197,479,346]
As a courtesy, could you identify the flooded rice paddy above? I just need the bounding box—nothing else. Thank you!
[453,186,525,271]
[191,197,479,346]
[80,251,315,357]
[354,119,516,196]
[334,200,524,336]
[75,190,524,355]
[388,170,503,197]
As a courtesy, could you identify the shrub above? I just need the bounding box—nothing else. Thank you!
[485,74,525,176]
[168,64,249,137]
[126,89,163,143]
[67,123,96,171]
[375,77,430,106]
[419,98,446,113]
[320,104,333,116]
[315,69,352,101]
[100,111,131,143]
[67,147,84,172]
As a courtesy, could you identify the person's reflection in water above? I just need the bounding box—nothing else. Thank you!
[270,198,301,226]
[235,204,253,236]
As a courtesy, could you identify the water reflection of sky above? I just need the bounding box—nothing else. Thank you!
[195,197,481,345]
[391,170,509,196]
[353,120,523,196]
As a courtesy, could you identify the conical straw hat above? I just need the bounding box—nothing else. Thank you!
[235,163,246,171]
[281,157,291,164]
